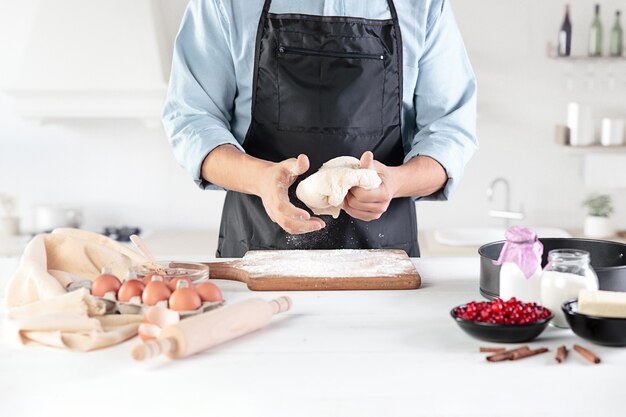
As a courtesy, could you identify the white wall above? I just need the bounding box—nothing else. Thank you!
[0,0,625,235]
[421,0,626,230]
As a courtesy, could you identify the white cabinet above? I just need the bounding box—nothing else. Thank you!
[0,0,187,127]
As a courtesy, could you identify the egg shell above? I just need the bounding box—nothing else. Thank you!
[91,273,122,298]
[138,323,161,342]
[195,282,223,302]
[169,287,202,312]
[142,281,172,306]
[144,306,180,327]
[117,279,146,302]
[168,276,193,292]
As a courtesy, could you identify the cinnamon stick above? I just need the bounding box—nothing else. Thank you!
[486,346,530,362]
[555,345,568,363]
[480,347,506,353]
[510,347,549,361]
[573,344,601,364]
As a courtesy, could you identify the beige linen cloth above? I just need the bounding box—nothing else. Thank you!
[3,228,149,351]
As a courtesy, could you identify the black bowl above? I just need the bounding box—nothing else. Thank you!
[479,238,626,299]
[562,299,626,347]
[450,305,553,343]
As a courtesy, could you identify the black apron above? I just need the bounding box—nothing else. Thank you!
[216,0,419,258]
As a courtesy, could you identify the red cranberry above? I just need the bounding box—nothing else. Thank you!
[456,298,551,325]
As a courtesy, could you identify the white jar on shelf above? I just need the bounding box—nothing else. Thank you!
[567,102,595,146]
[600,118,624,146]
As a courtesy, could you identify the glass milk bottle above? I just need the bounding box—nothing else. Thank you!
[541,249,598,328]
[495,227,544,304]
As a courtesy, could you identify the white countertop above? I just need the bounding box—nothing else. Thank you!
[0,256,623,417]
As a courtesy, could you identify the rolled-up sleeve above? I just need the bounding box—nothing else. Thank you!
[162,0,243,190]
[405,0,478,201]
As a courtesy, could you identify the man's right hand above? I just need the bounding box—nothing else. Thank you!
[258,154,326,234]
[202,145,325,235]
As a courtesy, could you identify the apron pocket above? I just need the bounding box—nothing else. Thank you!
[277,45,385,135]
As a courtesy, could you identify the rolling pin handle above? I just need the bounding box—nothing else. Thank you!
[132,337,177,361]
[270,296,292,314]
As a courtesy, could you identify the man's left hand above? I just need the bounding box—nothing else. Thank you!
[342,151,399,222]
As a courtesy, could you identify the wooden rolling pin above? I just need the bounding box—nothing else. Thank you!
[132,297,292,361]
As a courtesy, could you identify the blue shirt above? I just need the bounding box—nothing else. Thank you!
[163,0,477,200]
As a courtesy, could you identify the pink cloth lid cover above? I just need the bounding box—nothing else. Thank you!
[493,226,544,279]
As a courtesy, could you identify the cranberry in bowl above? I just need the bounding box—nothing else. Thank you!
[450,297,554,343]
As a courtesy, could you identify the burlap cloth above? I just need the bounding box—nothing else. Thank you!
[3,228,149,351]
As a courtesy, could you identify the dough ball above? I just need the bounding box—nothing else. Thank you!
[295,156,382,218]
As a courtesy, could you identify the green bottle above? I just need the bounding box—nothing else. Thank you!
[589,4,603,56]
[609,11,623,57]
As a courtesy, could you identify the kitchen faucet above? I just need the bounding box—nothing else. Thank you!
[486,177,524,227]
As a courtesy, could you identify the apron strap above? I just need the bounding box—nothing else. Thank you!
[262,0,399,21]
[262,0,272,14]
[386,0,399,21]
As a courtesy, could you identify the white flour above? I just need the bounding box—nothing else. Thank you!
[238,249,414,278]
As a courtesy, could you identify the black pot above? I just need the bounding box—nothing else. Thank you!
[479,238,626,299]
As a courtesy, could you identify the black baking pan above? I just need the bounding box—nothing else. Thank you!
[479,238,626,299]
[562,299,626,347]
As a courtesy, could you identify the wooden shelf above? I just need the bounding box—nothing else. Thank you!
[561,145,626,154]
[548,54,626,62]
[546,43,625,62]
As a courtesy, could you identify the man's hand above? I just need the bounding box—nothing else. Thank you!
[343,151,399,221]
[258,154,326,234]
[343,151,448,222]
[202,145,325,234]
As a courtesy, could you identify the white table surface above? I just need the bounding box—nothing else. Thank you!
[0,256,623,417]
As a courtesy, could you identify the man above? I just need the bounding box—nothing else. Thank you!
[163,0,477,257]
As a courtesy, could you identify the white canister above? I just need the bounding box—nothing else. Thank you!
[0,216,20,236]
[600,118,625,146]
[567,102,596,146]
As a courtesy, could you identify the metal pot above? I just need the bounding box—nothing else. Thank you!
[32,205,82,233]
[479,238,626,299]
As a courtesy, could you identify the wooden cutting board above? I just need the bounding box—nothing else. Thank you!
[204,249,421,291]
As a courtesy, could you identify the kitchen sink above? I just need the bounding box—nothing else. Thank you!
[433,227,572,247]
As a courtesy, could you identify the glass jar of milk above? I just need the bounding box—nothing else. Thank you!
[496,227,544,304]
[541,249,598,328]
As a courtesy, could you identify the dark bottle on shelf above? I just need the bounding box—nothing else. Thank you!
[609,10,623,57]
[558,4,572,56]
[588,4,603,56]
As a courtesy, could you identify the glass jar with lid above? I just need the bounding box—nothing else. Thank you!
[495,227,544,304]
[541,249,599,328]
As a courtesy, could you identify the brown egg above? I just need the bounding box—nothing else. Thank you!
[142,272,158,286]
[142,276,172,306]
[168,276,193,292]
[169,280,202,311]
[91,273,122,298]
[117,279,145,303]
[195,282,223,302]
